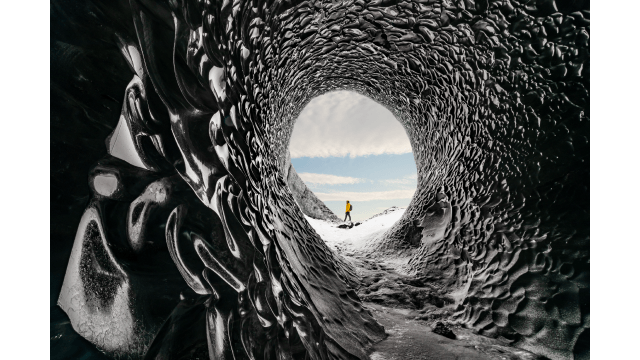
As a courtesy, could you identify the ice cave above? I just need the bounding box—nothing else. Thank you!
[50,0,590,359]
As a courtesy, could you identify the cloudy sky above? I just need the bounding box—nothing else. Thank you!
[289,91,417,221]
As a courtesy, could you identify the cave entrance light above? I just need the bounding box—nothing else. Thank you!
[284,90,418,238]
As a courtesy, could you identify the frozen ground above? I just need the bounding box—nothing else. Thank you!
[304,206,406,251]
[305,207,545,360]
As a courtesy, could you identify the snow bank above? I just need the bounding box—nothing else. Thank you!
[305,207,406,250]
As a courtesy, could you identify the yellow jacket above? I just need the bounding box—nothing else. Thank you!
[346,203,352,212]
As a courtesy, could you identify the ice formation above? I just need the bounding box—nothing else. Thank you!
[52,0,589,359]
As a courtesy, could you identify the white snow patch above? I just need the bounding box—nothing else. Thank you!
[305,208,406,251]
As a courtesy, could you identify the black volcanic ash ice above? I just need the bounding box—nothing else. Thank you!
[52,0,590,359]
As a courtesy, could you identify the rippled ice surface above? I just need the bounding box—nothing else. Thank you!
[50,0,589,358]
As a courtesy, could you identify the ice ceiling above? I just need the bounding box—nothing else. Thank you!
[53,0,589,359]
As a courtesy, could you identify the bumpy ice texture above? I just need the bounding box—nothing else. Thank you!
[52,0,589,359]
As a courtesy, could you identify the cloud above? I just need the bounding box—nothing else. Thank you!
[289,91,413,158]
[380,179,411,185]
[298,172,363,185]
[314,189,416,202]
[379,173,418,185]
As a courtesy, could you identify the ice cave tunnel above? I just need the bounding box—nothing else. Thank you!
[51,0,590,359]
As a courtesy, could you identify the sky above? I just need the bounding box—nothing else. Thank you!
[289,91,417,222]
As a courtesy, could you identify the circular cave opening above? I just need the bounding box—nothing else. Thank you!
[283,90,418,244]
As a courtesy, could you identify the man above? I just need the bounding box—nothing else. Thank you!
[344,200,352,222]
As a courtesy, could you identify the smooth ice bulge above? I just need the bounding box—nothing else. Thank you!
[53,0,589,359]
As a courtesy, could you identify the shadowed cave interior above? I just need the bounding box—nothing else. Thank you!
[50,0,589,359]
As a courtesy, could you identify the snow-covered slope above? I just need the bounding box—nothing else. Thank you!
[305,207,406,251]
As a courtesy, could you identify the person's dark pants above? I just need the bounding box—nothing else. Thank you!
[344,212,351,222]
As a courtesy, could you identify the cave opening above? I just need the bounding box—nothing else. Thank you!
[284,90,418,237]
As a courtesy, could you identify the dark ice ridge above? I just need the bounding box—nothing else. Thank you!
[284,151,342,222]
[53,0,589,359]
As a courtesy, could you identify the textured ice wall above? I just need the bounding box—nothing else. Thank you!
[52,0,589,359]
[259,1,590,359]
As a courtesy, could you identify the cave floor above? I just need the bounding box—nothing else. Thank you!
[366,303,543,360]
[306,209,545,360]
